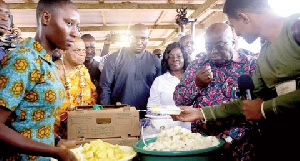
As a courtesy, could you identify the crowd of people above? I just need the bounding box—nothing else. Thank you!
[0,0,299,161]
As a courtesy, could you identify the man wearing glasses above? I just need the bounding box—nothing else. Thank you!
[173,23,259,161]
[100,23,161,118]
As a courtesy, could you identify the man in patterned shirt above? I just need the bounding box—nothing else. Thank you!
[173,0,300,160]
[173,23,259,161]
[0,0,80,160]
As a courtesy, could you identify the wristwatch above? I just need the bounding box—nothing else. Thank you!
[55,136,61,146]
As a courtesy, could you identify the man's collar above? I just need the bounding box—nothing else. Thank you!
[23,37,57,66]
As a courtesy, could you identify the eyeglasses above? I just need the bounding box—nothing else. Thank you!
[205,42,229,52]
[168,55,184,60]
[72,49,86,53]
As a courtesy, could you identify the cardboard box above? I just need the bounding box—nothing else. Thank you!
[67,106,141,141]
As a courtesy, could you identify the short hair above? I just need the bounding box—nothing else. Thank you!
[81,34,96,41]
[130,23,149,34]
[153,49,162,54]
[36,0,74,23]
[223,0,270,19]
[161,42,189,74]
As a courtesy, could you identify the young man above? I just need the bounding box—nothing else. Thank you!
[0,0,80,160]
[173,0,300,160]
[100,23,161,118]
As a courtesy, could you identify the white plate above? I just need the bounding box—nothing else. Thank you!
[145,114,172,119]
[148,106,182,115]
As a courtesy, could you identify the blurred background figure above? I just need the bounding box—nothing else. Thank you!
[81,34,101,99]
[152,48,163,60]
[179,34,194,63]
[54,37,98,139]
[52,48,62,62]
[0,1,14,61]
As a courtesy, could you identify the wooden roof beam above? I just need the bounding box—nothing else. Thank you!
[18,24,178,32]
[23,0,34,3]
[149,10,167,37]
[158,0,220,48]
[8,3,205,10]
[96,38,165,43]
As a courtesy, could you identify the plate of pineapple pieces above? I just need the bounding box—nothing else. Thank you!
[52,139,136,161]
[148,105,183,115]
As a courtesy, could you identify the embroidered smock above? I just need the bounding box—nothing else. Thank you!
[174,51,258,160]
[0,38,65,160]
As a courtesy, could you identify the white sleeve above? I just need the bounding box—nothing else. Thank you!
[98,53,111,72]
[98,57,105,72]
[147,77,161,107]
[261,102,266,119]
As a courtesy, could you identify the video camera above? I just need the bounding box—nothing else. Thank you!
[175,7,197,26]
[0,15,18,50]
[175,7,189,25]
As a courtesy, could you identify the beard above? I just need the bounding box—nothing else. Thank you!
[85,53,95,60]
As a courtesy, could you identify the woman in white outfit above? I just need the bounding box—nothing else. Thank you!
[147,42,190,130]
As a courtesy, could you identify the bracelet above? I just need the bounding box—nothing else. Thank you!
[55,136,61,146]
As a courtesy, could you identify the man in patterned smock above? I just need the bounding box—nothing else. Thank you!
[173,23,259,161]
[173,0,300,160]
[0,0,80,160]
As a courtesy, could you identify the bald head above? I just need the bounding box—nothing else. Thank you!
[205,23,234,42]
[179,35,192,44]
[204,23,236,66]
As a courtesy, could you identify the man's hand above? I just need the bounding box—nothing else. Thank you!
[171,106,204,122]
[195,65,213,87]
[241,98,263,120]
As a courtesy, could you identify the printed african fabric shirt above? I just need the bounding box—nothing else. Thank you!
[173,51,258,160]
[0,37,65,161]
[54,64,98,138]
